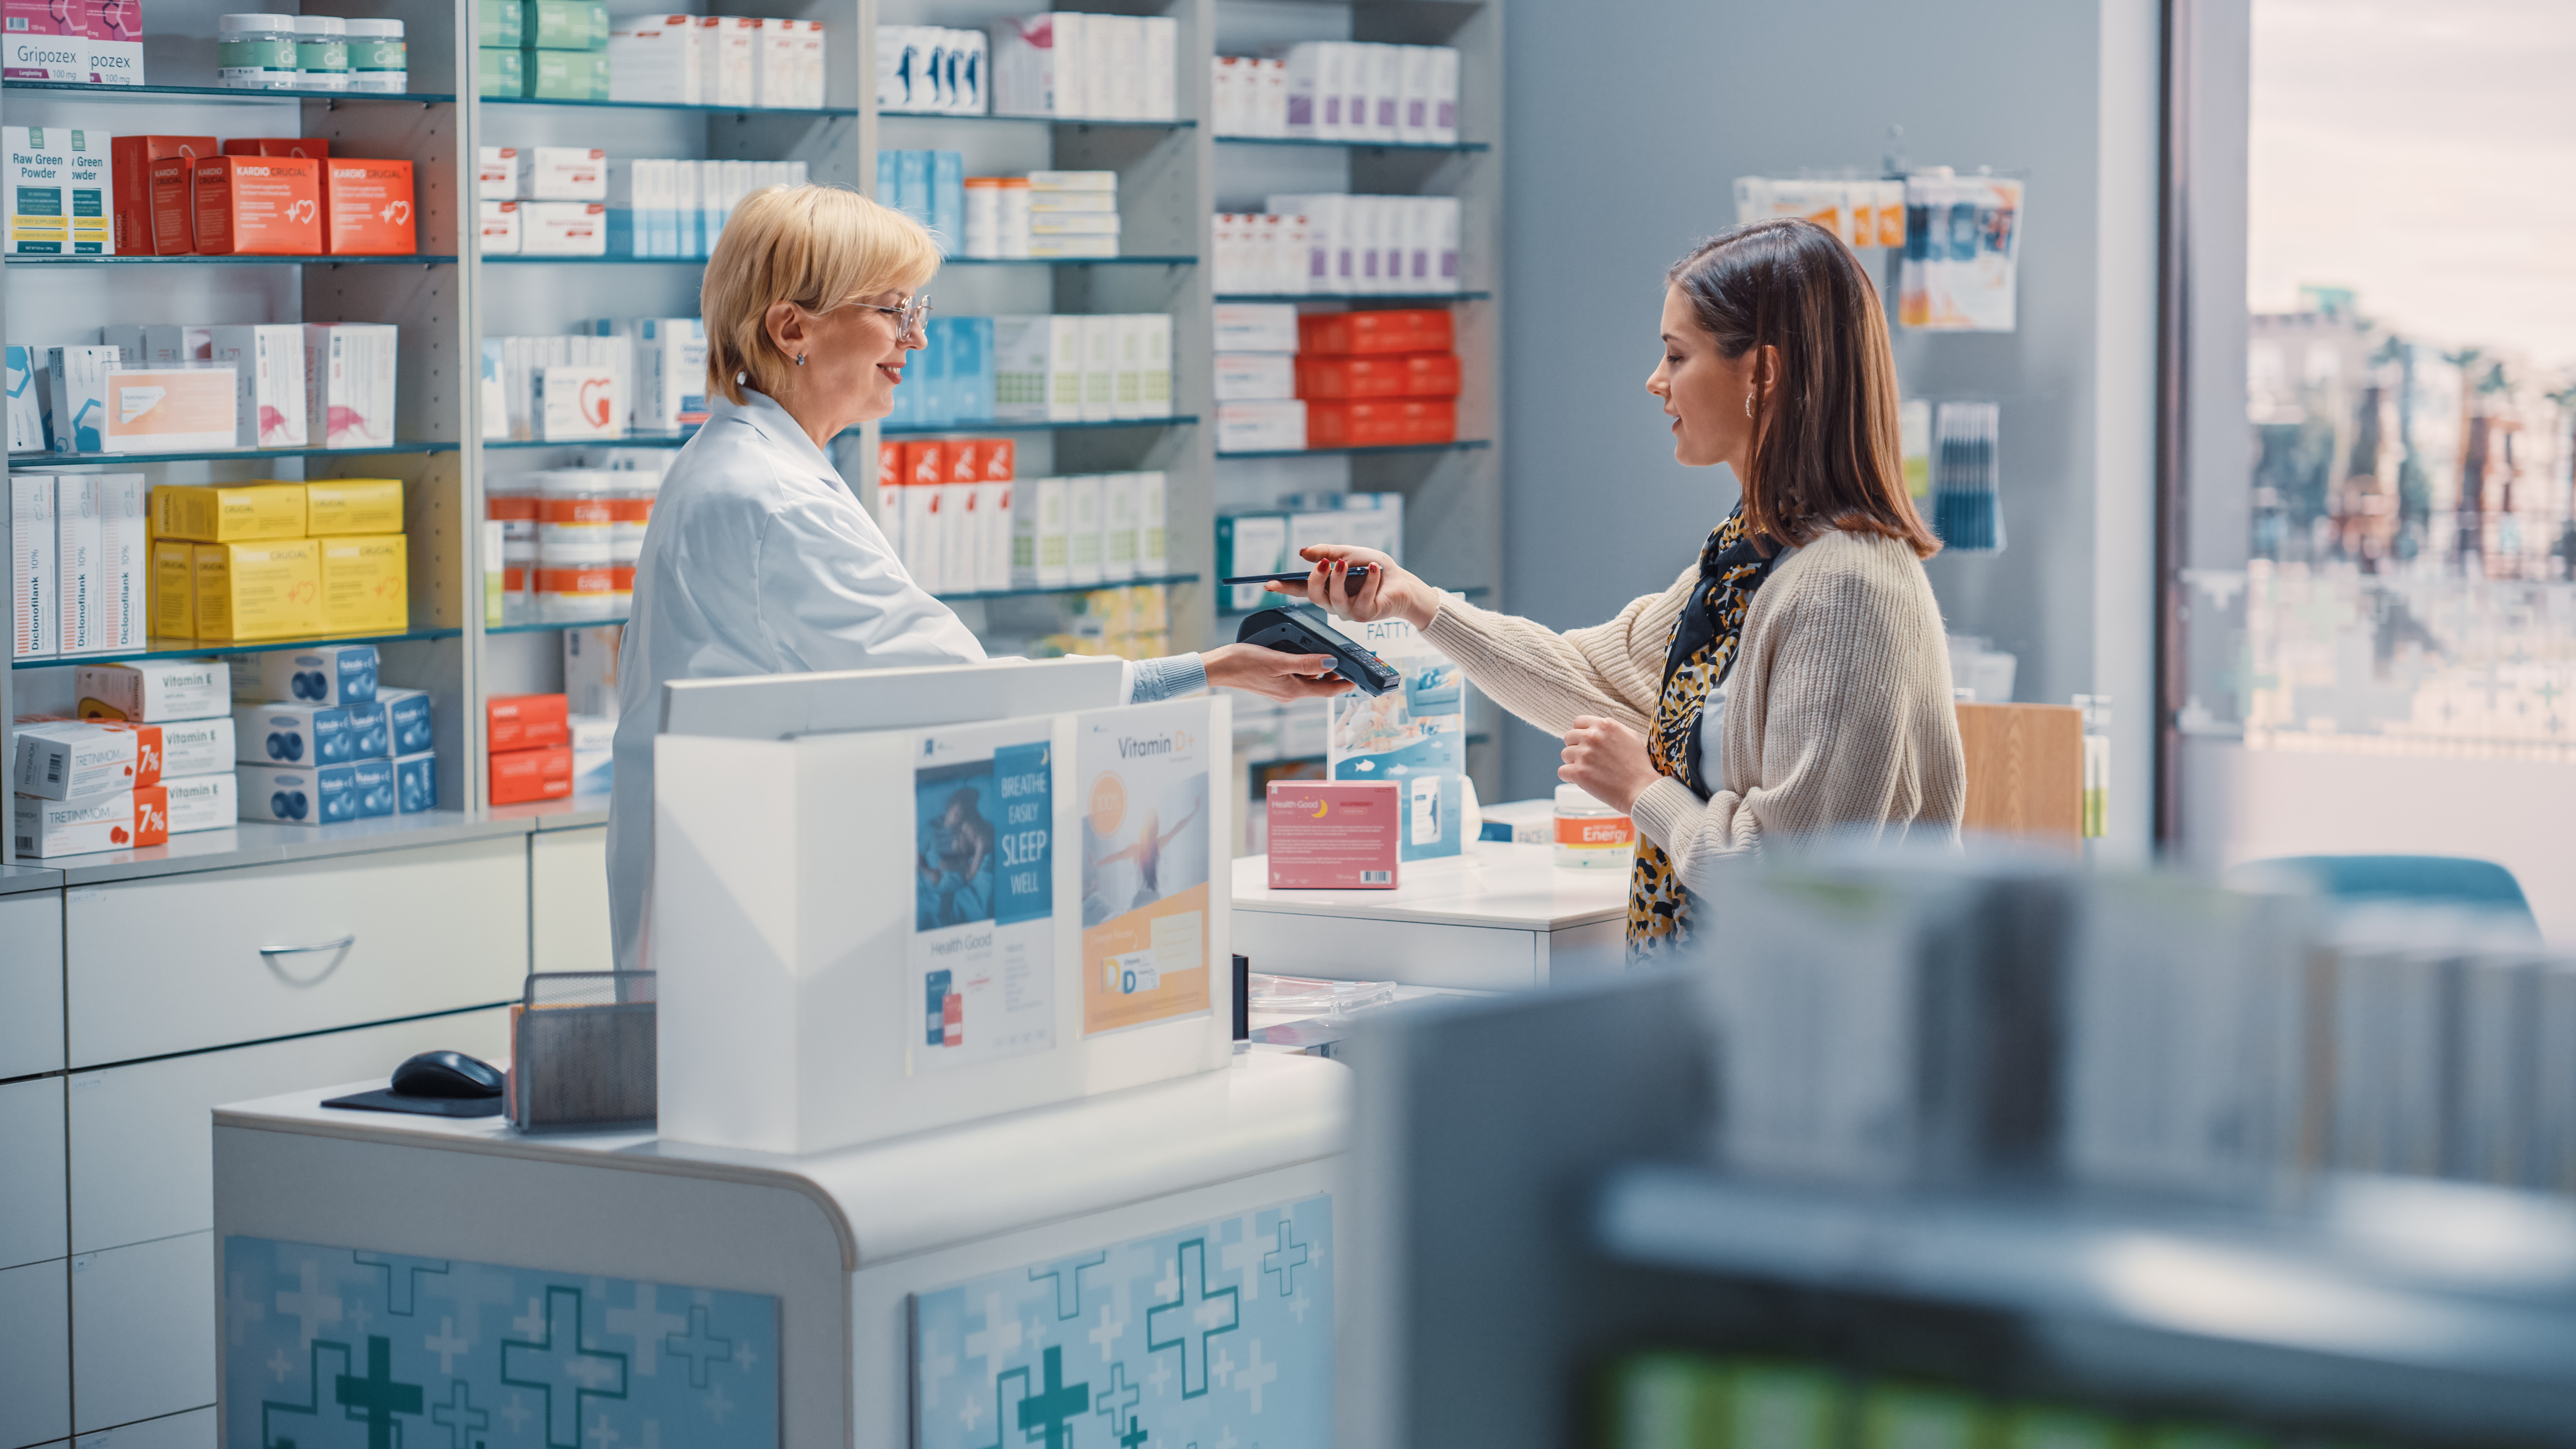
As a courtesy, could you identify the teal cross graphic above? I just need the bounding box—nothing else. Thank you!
[334,1335,425,1449]
[1016,1346,1090,1449]
[432,1380,490,1448]
[352,1251,451,1315]
[1028,1251,1108,1319]
[259,1340,352,1448]
[502,1286,629,1448]
[1092,1361,1141,1436]
[1260,1222,1309,1297]
[1145,1239,1239,1400]
[1120,1415,1149,1449]
[664,1305,733,1388]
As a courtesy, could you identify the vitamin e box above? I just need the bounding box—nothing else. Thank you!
[194,538,323,641]
[151,481,306,541]
[74,658,230,721]
[193,154,321,255]
[323,157,415,254]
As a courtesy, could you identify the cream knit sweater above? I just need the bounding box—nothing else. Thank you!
[1422,528,1966,897]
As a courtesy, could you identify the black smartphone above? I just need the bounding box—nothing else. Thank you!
[1219,565,1372,588]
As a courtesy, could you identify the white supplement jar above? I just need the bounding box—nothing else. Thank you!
[292,13,349,91]
[1553,783,1635,870]
[218,13,300,89]
[344,17,406,93]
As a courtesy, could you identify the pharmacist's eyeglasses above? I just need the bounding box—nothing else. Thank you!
[852,294,932,342]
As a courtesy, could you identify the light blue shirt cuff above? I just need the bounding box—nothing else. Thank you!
[1128,654,1209,704]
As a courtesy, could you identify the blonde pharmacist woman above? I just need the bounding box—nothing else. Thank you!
[1281,216,1965,954]
[607,186,1349,971]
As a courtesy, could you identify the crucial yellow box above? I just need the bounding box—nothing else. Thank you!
[150,539,196,638]
[304,478,406,535]
[319,534,409,633]
[194,539,322,641]
[151,481,307,542]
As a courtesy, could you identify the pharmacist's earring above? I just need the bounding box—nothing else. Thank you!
[795,353,807,367]
[1744,392,1753,418]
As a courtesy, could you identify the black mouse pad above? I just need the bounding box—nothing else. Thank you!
[320,1088,505,1118]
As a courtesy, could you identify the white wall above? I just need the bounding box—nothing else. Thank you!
[1495,0,2161,858]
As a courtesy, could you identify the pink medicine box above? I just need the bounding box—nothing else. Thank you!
[1266,780,1400,889]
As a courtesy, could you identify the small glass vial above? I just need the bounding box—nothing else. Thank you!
[293,13,349,91]
[344,17,406,94]
[217,14,300,90]
[1553,784,1635,870]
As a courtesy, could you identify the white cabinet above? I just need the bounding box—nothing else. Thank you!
[0,1078,66,1270]
[0,891,63,1079]
[530,825,612,974]
[68,1008,509,1255]
[70,1233,214,1436]
[64,838,527,1068]
[0,1258,70,1448]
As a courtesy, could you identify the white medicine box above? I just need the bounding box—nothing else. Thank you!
[517,147,607,201]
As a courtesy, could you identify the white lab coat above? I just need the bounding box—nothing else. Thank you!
[605,389,985,971]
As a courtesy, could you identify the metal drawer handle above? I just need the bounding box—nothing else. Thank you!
[259,934,357,956]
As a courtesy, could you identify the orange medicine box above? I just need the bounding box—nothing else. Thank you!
[322,157,415,255]
[901,441,945,487]
[110,135,215,254]
[221,137,330,159]
[1304,397,1457,449]
[193,155,321,255]
[1297,308,1454,356]
[487,692,569,752]
[1295,351,1462,400]
[490,743,573,803]
[980,438,1015,480]
[1266,780,1400,889]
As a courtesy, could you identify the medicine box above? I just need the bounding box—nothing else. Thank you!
[698,15,756,106]
[563,624,620,717]
[152,481,305,541]
[46,344,120,453]
[76,658,229,721]
[2,29,84,84]
[11,475,54,659]
[347,757,393,818]
[1216,511,1287,612]
[490,742,572,802]
[516,146,605,200]
[162,772,236,833]
[323,157,416,254]
[193,155,321,255]
[204,324,309,447]
[345,699,390,758]
[634,317,707,430]
[477,145,519,198]
[1305,396,1456,448]
[608,19,699,103]
[195,538,324,642]
[101,366,237,453]
[477,45,523,97]
[303,477,403,534]
[13,787,169,855]
[1215,399,1306,454]
[305,323,398,448]
[237,643,380,706]
[6,125,113,255]
[156,714,235,778]
[1266,780,1399,888]
[1300,307,1452,355]
[235,701,356,766]
[11,716,163,799]
[394,750,436,812]
[1297,351,1462,399]
[478,199,521,253]
[1214,302,1300,354]
[537,363,617,438]
[7,344,43,450]
[378,685,434,755]
[320,533,408,633]
[522,200,605,256]
[109,135,214,254]
[238,761,357,824]
[222,137,330,159]
[488,691,568,751]
[50,471,142,654]
[519,43,609,98]
[1215,353,1297,403]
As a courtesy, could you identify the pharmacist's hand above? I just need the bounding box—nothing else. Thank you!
[1559,715,1659,813]
[1201,643,1358,701]
[1268,545,1440,629]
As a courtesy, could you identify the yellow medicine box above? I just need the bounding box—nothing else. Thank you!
[194,539,322,642]
[152,481,307,542]
[304,478,406,536]
[150,539,196,638]
[319,534,409,633]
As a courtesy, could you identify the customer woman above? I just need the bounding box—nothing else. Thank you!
[1280,217,1964,952]
[607,186,1349,971]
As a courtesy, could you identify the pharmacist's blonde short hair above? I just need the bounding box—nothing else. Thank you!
[701,185,940,408]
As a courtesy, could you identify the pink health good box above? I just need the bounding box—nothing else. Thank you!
[1265,779,1399,889]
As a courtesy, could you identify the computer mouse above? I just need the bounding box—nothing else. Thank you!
[390,1050,505,1099]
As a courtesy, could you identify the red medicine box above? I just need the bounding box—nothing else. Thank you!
[490,744,574,804]
[1295,351,1462,401]
[322,157,416,255]
[109,135,215,254]
[1265,780,1400,889]
[1304,397,1458,449]
[193,155,322,255]
[486,692,570,752]
[979,437,1015,480]
[222,137,331,158]
[1297,307,1454,357]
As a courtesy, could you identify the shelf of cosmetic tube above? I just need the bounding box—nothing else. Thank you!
[879,415,1199,436]
[5,253,457,266]
[939,255,1200,267]
[12,627,464,670]
[484,573,1208,634]
[0,80,456,103]
[481,96,857,116]
[877,111,1195,129]
[1219,438,1490,460]
[1213,134,1487,152]
[1213,290,1488,303]
[8,441,458,468]
[480,431,698,450]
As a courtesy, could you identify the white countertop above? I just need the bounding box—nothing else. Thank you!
[1233,839,1628,930]
[215,1050,1351,1271]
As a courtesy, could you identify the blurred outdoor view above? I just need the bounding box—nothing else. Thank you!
[2184,0,2576,761]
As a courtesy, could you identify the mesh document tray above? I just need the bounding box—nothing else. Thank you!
[510,971,656,1134]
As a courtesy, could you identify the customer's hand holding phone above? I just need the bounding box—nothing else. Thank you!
[1267,545,1441,629]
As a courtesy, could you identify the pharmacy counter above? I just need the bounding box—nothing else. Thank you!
[1232,840,1628,991]
[212,1052,1349,1448]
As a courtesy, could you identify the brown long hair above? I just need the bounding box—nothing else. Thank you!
[1666,217,1940,558]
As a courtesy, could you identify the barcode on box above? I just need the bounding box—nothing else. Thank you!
[1359,870,1391,884]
